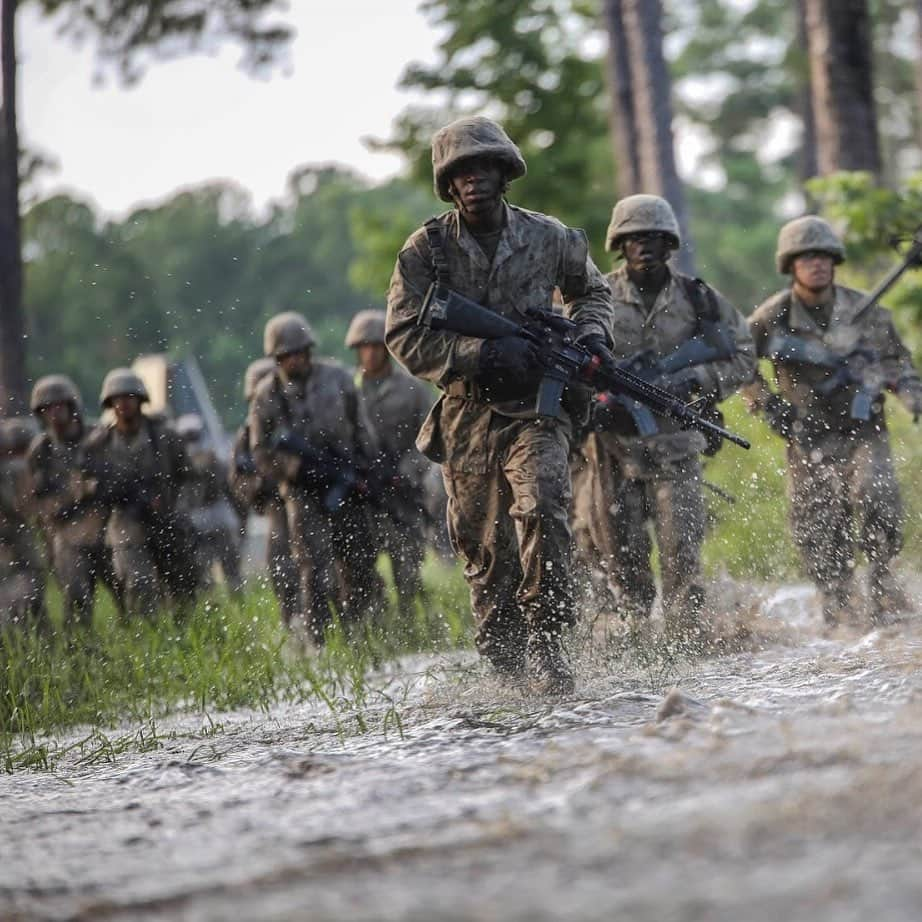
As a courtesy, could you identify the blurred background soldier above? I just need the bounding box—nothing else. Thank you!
[574,195,755,638]
[249,312,384,643]
[175,413,243,595]
[346,308,434,626]
[0,417,45,626]
[742,216,922,626]
[230,357,300,625]
[83,368,197,617]
[386,116,615,694]
[27,375,119,625]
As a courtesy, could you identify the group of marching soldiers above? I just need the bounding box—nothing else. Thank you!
[3,113,921,698]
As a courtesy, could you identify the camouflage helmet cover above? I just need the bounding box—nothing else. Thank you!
[244,357,276,401]
[345,309,386,347]
[99,367,150,408]
[263,311,317,358]
[605,194,681,252]
[0,416,39,454]
[776,215,846,273]
[432,116,527,203]
[30,374,82,413]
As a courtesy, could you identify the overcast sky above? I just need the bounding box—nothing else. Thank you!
[19,1,442,216]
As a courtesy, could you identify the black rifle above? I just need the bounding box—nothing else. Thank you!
[418,285,750,451]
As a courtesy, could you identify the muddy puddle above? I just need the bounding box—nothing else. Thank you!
[5,582,922,921]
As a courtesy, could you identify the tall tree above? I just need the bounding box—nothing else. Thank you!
[608,0,694,273]
[0,1,291,416]
[805,0,881,176]
[601,0,640,198]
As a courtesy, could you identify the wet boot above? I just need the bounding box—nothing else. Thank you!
[868,565,912,624]
[526,628,575,697]
[819,579,857,627]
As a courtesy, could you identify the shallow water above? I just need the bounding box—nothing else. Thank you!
[5,583,922,921]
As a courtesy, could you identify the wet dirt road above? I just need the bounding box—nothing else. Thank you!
[4,584,922,921]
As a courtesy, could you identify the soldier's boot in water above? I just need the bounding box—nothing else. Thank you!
[526,627,575,697]
[819,579,858,627]
[479,615,528,683]
[868,564,913,624]
[663,583,708,650]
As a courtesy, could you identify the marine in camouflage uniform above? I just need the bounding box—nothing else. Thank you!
[742,216,922,625]
[346,309,434,624]
[249,312,384,642]
[175,414,244,594]
[386,116,615,693]
[230,357,300,625]
[573,196,755,634]
[0,417,45,626]
[83,369,196,617]
[27,375,120,625]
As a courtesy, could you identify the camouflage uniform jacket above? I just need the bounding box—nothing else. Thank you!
[386,203,614,473]
[600,264,755,468]
[248,361,378,493]
[27,426,108,546]
[358,365,434,488]
[82,417,191,547]
[746,284,922,451]
[0,456,43,579]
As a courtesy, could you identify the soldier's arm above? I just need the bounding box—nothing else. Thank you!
[871,307,922,413]
[740,302,782,413]
[557,228,614,347]
[25,437,68,521]
[386,232,485,386]
[248,391,285,481]
[345,380,380,471]
[693,290,757,400]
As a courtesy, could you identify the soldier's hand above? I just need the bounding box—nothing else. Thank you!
[580,334,619,382]
[479,336,541,379]
[591,392,636,435]
[764,393,798,439]
[653,368,701,402]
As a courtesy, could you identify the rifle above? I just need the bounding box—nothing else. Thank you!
[418,285,750,451]
[765,224,922,423]
[271,430,362,513]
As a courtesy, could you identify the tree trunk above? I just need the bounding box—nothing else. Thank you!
[0,0,25,415]
[619,0,694,274]
[796,0,819,185]
[601,0,640,199]
[915,0,922,152]
[804,0,881,176]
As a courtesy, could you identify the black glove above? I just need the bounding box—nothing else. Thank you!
[653,367,702,402]
[764,393,798,440]
[478,336,540,383]
[591,392,638,435]
[580,334,618,382]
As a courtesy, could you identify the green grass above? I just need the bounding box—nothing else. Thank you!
[0,556,471,772]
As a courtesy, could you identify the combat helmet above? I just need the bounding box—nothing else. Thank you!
[345,309,386,348]
[432,116,527,203]
[30,374,82,414]
[244,357,276,401]
[263,312,317,358]
[99,368,150,409]
[775,216,846,273]
[0,417,39,455]
[605,194,681,252]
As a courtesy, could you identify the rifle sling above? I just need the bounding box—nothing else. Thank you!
[425,219,451,288]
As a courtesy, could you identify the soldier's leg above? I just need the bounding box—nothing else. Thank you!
[788,446,854,623]
[286,491,339,640]
[265,499,300,626]
[443,461,525,674]
[112,544,161,619]
[52,537,96,626]
[651,459,707,633]
[331,503,385,627]
[504,421,575,692]
[850,438,908,618]
[384,516,426,624]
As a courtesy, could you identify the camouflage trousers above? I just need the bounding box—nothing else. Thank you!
[49,533,120,625]
[285,488,384,641]
[0,540,45,627]
[111,543,161,618]
[788,437,903,613]
[265,498,300,627]
[443,416,573,669]
[372,508,426,623]
[575,435,706,626]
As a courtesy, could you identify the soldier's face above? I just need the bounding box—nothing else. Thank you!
[278,349,311,380]
[112,395,141,423]
[357,343,389,375]
[448,157,505,215]
[41,400,76,433]
[792,251,835,291]
[621,232,672,273]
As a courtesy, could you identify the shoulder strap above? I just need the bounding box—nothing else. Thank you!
[677,274,720,330]
[424,218,450,288]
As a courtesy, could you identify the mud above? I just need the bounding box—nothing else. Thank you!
[4,583,922,921]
